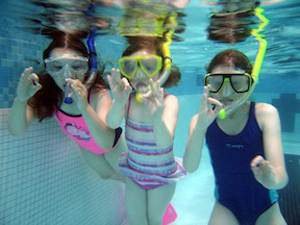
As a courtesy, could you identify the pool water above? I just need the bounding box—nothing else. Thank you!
[0,0,300,225]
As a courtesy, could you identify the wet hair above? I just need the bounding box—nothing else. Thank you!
[207,49,252,75]
[29,30,106,121]
[122,36,181,88]
[207,9,255,43]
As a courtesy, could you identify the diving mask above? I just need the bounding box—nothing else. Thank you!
[118,55,163,80]
[45,56,89,78]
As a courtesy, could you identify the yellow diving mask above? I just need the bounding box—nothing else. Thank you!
[118,54,163,80]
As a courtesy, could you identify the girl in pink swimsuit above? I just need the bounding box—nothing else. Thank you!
[8,30,125,180]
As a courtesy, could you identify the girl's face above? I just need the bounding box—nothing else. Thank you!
[45,48,89,89]
[206,65,252,107]
[119,49,163,94]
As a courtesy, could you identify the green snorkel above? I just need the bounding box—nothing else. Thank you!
[218,7,269,119]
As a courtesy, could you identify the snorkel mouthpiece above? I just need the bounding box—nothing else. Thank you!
[135,92,144,103]
[134,65,171,103]
[218,109,227,120]
[64,83,73,104]
[63,65,74,104]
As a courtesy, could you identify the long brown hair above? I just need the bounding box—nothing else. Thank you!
[122,36,181,88]
[29,31,106,121]
[207,49,252,75]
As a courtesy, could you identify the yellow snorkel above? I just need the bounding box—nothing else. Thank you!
[218,7,269,119]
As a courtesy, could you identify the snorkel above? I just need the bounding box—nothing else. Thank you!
[135,13,176,103]
[64,2,98,104]
[63,67,74,104]
[85,28,98,87]
[218,7,269,119]
[62,29,97,104]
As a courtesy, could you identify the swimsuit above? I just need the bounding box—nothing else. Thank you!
[54,92,122,154]
[119,96,186,190]
[206,102,278,225]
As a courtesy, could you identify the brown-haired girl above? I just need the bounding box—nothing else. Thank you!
[9,31,126,180]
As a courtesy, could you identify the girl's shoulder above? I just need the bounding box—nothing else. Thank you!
[255,102,280,129]
[164,93,179,106]
[255,102,278,116]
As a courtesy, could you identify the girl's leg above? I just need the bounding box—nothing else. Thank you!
[147,183,176,225]
[208,201,239,225]
[255,203,287,225]
[80,149,117,180]
[125,178,148,225]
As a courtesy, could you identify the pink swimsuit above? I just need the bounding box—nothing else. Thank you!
[55,109,121,155]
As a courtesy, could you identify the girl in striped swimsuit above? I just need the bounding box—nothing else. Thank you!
[106,36,186,225]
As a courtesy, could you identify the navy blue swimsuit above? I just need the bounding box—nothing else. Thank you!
[206,102,278,225]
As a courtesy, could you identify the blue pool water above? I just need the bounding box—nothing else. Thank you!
[0,0,299,225]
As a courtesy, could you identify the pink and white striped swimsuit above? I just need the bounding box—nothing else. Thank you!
[119,98,186,190]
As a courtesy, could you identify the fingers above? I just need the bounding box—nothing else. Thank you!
[201,85,223,113]
[207,97,223,108]
[107,74,113,88]
[28,73,40,86]
[22,67,33,78]
[22,67,39,83]
[251,155,266,168]
[108,68,131,92]
[66,78,86,94]
[21,67,41,90]
[121,77,132,93]
[111,68,121,81]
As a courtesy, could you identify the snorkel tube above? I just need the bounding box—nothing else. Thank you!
[85,0,98,87]
[63,29,97,104]
[135,13,176,103]
[63,2,98,104]
[86,28,98,87]
[218,7,269,119]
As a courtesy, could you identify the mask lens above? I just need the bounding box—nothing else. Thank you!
[140,56,162,78]
[46,61,64,74]
[45,57,88,77]
[230,75,250,92]
[119,57,137,79]
[70,60,89,74]
[205,75,223,92]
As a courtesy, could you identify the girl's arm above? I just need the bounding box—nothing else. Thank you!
[251,103,289,189]
[67,77,118,150]
[152,94,179,147]
[8,98,36,135]
[183,86,223,173]
[8,67,41,135]
[183,114,207,173]
[106,69,131,129]
[80,89,117,150]
[106,95,127,129]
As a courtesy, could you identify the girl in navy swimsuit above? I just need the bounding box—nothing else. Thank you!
[183,49,288,225]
